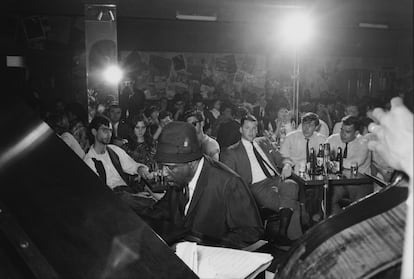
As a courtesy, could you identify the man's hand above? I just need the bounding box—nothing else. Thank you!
[281,164,292,180]
[368,97,413,179]
[138,165,152,180]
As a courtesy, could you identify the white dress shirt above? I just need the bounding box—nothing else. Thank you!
[241,138,276,184]
[112,121,119,137]
[185,157,205,215]
[84,144,144,189]
[280,130,327,168]
[326,134,371,175]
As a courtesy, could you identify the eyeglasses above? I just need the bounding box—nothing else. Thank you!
[162,163,187,172]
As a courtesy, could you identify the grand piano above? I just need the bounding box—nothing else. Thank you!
[0,96,408,279]
[0,96,197,278]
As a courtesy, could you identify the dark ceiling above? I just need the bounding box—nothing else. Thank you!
[6,0,413,30]
[4,0,413,56]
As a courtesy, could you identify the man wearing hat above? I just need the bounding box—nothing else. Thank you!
[154,121,263,248]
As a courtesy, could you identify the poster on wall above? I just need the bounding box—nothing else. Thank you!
[187,64,203,81]
[172,54,186,71]
[241,56,256,74]
[215,54,237,73]
[234,71,245,83]
[149,55,172,78]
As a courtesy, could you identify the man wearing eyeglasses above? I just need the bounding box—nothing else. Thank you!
[154,121,263,248]
[185,109,220,161]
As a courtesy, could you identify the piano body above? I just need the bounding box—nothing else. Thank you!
[0,96,197,279]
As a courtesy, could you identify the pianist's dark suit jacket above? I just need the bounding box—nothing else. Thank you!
[182,156,263,248]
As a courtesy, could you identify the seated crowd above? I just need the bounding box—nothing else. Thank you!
[43,91,399,250]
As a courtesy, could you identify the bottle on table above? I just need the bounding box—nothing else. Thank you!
[315,144,324,175]
[323,143,331,173]
[332,147,343,174]
[307,147,315,175]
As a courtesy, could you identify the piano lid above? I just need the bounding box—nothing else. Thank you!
[0,96,197,279]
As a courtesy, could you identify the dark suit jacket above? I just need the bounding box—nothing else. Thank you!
[220,137,283,186]
[182,156,263,247]
[220,138,304,240]
[252,106,265,136]
[111,120,133,144]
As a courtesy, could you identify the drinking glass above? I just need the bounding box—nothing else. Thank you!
[350,161,358,175]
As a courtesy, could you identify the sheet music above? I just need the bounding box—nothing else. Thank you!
[176,242,273,279]
[175,242,198,274]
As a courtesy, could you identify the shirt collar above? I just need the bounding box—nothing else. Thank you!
[188,157,205,191]
[241,138,253,149]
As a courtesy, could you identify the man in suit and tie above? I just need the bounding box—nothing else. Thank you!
[220,115,301,245]
[154,121,263,248]
[108,103,132,148]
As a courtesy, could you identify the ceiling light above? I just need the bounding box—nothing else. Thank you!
[279,11,314,46]
[103,65,123,84]
[176,12,217,21]
[359,23,389,29]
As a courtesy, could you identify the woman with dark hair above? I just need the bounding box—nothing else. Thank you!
[127,114,156,167]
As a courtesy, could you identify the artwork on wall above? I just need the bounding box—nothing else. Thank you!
[172,54,186,71]
[119,50,393,102]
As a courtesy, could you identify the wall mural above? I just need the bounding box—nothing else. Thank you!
[110,50,396,106]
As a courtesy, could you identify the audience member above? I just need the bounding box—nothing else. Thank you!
[127,114,156,167]
[145,105,160,136]
[220,115,302,246]
[332,102,360,134]
[108,103,132,148]
[280,112,327,177]
[193,96,211,134]
[297,102,330,137]
[265,103,296,145]
[185,110,220,161]
[327,115,372,214]
[216,106,248,150]
[315,100,333,132]
[128,85,146,118]
[152,110,173,141]
[252,94,267,136]
[204,99,221,136]
[84,115,152,190]
[172,96,186,121]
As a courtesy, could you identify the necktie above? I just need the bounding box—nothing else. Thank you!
[251,142,273,178]
[343,142,348,158]
[178,184,190,215]
[305,138,310,162]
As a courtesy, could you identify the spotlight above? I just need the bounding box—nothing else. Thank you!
[280,11,314,46]
[103,65,123,84]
